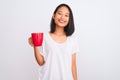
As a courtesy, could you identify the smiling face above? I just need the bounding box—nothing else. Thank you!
[53,6,70,28]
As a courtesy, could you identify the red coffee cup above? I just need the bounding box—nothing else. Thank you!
[31,32,43,46]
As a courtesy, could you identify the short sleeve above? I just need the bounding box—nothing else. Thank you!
[71,38,80,54]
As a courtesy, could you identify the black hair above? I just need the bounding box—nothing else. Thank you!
[50,3,75,36]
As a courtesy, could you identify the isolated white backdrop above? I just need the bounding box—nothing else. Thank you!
[0,0,120,80]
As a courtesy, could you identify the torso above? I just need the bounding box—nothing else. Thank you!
[49,32,67,44]
[39,32,74,80]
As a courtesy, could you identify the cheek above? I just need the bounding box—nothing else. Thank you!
[66,18,69,22]
[67,18,69,21]
[53,15,59,21]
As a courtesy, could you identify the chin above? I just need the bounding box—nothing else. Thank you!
[58,24,67,28]
[58,25,66,28]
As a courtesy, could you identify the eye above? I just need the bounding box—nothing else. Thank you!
[65,14,69,17]
[57,12,62,15]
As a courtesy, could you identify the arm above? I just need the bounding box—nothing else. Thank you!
[72,53,77,80]
[33,47,45,66]
[28,37,45,66]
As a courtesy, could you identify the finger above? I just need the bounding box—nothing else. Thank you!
[28,37,34,47]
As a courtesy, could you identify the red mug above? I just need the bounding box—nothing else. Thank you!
[31,32,43,46]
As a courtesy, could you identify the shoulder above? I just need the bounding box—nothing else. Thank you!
[43,32,49,39]
[67,35,80,48]
[67,36,77,43]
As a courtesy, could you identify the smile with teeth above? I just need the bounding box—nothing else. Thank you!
[58,19,65,23]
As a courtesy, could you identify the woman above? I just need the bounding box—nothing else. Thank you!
[28,3,79,80]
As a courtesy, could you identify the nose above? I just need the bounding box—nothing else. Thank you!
[60,15,65,19]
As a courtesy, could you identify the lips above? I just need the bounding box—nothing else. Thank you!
[58,19,65,23]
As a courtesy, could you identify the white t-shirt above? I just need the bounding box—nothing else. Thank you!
[38,32,79,80]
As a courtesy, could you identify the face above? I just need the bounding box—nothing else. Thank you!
[53,6,70,28]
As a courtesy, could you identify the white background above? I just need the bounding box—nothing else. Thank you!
[0,0,120,80]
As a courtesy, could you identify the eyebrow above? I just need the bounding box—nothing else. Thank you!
[57,11,70,15]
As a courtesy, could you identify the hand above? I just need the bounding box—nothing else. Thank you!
[28,37,34,47]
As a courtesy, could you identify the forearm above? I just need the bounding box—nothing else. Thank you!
[72,64,77,80]
[33,47,45,66]
[72,53,78,80]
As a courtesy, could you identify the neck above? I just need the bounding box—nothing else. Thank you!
[54,27,66,36]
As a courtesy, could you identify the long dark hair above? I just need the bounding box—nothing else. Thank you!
[50,3,75,36]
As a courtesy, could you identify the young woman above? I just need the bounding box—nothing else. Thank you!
[28,3,79,80]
